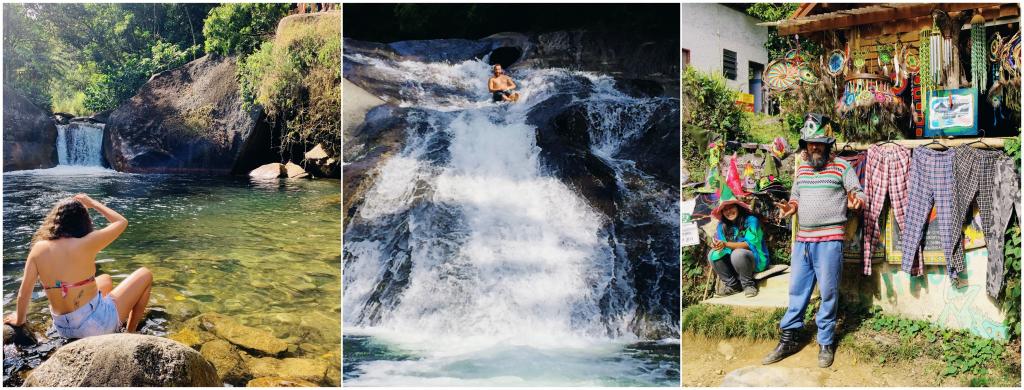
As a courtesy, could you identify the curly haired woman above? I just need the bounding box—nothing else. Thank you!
[4,194,152,338]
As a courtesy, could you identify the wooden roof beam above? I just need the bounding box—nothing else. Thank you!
[779,3,1004,35]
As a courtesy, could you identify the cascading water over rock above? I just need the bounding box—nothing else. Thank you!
[56,122,105,167]
[343,39,679,385]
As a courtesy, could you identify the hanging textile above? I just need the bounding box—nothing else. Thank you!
[950,145,1001,282]
[987,156,1022,297]
[725,153,749,197]
[901,147,957,278]
[862,144,911,275]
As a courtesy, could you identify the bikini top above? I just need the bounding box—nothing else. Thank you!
[42,276,96,298]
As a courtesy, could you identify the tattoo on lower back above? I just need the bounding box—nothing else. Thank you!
[73,289,84,307]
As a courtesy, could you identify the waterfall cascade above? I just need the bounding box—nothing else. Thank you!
[56,122,105,167]
[343,49,678,385]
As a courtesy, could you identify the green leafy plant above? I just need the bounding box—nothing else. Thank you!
[202,3,289,57]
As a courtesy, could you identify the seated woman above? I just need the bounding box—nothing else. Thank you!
[4,194,153,338]
[708,197,770,297]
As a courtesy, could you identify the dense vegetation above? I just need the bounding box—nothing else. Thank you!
[3,4,216,114]
[238,12,341,160]
[343,4,678,42]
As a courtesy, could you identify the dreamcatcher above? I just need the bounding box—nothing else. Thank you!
[988,30,1022,113]
[764,36,821,92]
[826,49,847,77]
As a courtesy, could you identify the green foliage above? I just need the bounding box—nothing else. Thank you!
[681,304,785,340]
[1002,138,1021,342]
[4,3,214,113]
[203,3,289,57]
[745,3,823,60]
[746,112,799,147]
[863,307,1010,378]
[681,67,749,181]
[680,245,710,307]
[239,12,341,161]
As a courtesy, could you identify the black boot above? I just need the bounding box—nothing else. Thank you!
[818,343,836,368]
[761,329,800,365]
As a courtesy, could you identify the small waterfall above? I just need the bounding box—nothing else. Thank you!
[56,122,105,167]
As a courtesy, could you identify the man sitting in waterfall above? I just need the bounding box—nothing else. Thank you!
[488,64,520,103]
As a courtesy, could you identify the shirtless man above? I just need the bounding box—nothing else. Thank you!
[488,64,520,103]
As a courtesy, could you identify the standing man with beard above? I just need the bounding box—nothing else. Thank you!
[763,113,866,368]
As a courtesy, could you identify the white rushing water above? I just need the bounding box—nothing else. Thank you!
[56,123,106,167]
[343,54,676,385]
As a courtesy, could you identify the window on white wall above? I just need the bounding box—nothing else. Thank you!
[682,48,690,70]
[723,49,737,80]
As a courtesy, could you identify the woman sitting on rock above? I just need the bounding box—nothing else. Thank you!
[707,195,770,298]
[4,194,153,338]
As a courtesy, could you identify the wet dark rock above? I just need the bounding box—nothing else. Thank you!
[487,46,523,68]
[3,87,58,171]
[23,334,219,386]
[614,78,665,98]
[616,100,681,186]
[103,54,275,174]
[532,102,619,217]
[89,109,112,123]
[3,324,37,346]
[343,104,411,227]
[517,30,679,97]
[388,39,492,63]
[53,112,75,125]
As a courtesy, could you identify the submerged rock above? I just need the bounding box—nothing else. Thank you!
[3,87,58,171]
[247,376,318,387]
[244,357,329,385]
[23,334,219,387]
[188,313,288,356]
[200,339,249,384]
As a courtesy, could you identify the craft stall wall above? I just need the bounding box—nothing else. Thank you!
[767,5,1022,340]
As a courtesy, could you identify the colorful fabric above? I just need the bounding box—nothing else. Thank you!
[950,145,1001,277]
[726,154,749,197]
[842,151,868,183]
[780,240,844,345]
[708,215,770,273]
[901,147,957,278]
[987,156,1021,297]
[790,157,866,241]
[862,144,911,275]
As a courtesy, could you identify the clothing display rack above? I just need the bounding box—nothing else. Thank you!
[835,136,1014,151]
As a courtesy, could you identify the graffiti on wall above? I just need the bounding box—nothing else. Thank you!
[878,249,1008,340]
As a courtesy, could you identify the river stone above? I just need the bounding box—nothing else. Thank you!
[148,266,177,284]
[200,339,249,384]
[245,357,328,384]
[305,144,329,160]
[251,163,285,179]
[285,162,309,178]
[721,365,827,387]
[247,376,318,387]
[23,334,219,387]
[191,313,288,356]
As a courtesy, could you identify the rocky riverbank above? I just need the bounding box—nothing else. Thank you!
[3,310,339,387]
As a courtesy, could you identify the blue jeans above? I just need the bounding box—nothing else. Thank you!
[779,240,843,345]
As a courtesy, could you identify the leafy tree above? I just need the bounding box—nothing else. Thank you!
[203,3,289,57]
[745,3,822,60]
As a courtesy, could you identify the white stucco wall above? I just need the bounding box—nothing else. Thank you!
[680,3,769,94]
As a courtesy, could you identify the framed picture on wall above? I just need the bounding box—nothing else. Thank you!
[924,87,978,137]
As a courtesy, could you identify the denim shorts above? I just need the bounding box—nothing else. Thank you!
[51,292,121,339]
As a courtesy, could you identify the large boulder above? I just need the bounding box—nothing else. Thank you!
[200,339,249,384]
[3,87,57,171]
[103,54,276,174]
[22,334,220,387]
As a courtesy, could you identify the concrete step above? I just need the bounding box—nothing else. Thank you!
[701,264,799,308]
